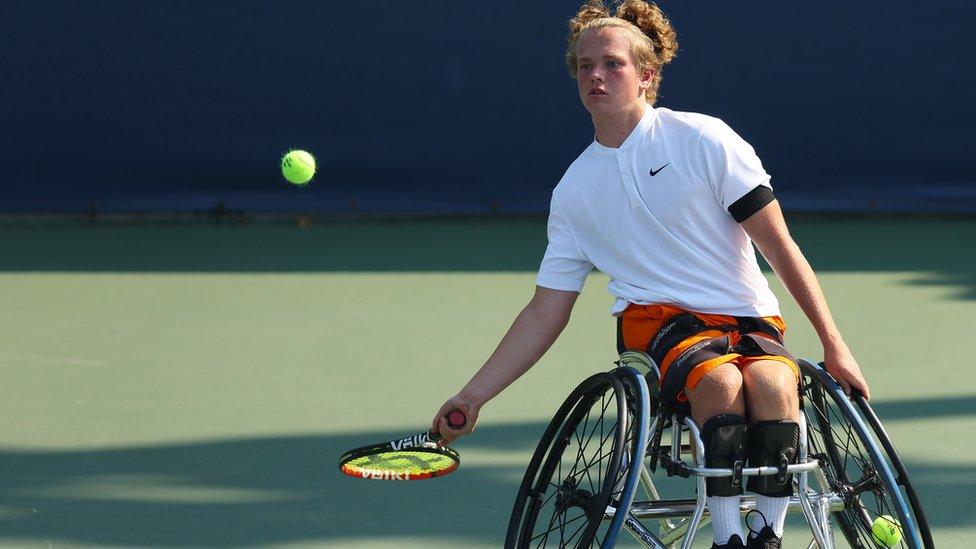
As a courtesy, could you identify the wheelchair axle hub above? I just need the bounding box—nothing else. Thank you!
[835,464,883,506]
[554,476,596,514]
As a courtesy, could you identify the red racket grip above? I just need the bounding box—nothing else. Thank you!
[446,410,467,429]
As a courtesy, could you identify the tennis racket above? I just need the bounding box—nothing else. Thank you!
[338,410,467,481]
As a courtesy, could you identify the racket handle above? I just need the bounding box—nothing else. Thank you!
[429,410,467,442]
[447,410,467,429]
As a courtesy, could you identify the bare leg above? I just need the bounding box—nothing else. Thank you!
[685,362,746,426]
[742,359,798,422]
[686,362,747,546]
[742,359,799,540]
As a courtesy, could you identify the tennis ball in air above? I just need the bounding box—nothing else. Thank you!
[871,515,902,547]
[281,150,316,185]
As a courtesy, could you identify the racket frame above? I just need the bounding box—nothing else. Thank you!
[339,430,462,480]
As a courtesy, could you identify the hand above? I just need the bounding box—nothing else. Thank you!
[431,394,480,445]
[823,341,871,400]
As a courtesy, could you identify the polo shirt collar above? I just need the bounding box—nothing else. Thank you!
[592,106,657,155]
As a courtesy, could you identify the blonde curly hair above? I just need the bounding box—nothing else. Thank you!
[566,0,678,105]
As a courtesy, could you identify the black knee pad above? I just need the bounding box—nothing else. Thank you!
[746,420,799,497]
[701,414,748,497]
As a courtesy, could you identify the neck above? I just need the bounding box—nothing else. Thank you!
[592,102,647,148]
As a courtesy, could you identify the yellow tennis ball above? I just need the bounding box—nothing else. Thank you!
[871,515,902,547]
[281,150,316,185]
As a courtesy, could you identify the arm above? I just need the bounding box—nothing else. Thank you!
[431,286,579,443]
[740,200,871,399]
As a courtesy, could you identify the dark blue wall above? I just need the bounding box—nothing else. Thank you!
[2,1,974,214]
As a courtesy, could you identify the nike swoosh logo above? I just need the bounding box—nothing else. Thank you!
[649,163,670,177]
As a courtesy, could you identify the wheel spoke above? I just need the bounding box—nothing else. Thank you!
[507,373,646,548]
[535,507,559,548]
[599,393,605,492]
[564,510,591,544]
[511,375,628,548]
[531,510,586,545]
[568,391,610,493]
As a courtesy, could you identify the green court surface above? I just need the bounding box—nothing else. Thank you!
[0,217,973,548]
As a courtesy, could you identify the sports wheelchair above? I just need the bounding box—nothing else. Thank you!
[506,352,932,548]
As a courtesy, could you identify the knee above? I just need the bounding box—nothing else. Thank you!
[696,363,744,396]
[687,363,745,422]
[743,361,797,400]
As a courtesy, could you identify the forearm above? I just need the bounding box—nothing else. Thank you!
[761,239,844,349]
[742,202,868,395]
[458,299,571,408]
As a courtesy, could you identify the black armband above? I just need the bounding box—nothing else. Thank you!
[728,185,775,222]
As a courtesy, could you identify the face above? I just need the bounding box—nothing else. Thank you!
[575,27,653,116]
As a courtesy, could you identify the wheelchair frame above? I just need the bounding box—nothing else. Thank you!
[506,352,932,548]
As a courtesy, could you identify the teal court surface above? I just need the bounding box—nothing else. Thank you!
[0,217,973,547]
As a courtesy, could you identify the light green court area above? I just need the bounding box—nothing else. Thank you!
[0,218,973,548]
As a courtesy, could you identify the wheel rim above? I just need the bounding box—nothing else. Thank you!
[601,367,651,548]
[853,394,935,549]
[519,379,627,548]
[802,372,913,548]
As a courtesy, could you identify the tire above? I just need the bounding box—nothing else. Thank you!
[506,369,646,548]
[799,360,930,548]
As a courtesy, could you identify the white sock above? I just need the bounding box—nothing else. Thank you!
[748,495,789,537]
[708,495,744,544]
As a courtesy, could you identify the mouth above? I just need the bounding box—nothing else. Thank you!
[588,88,607,96]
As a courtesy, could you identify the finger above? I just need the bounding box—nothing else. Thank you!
[851,377,871,401]
[432,407,450,433]
[836,377,851,397]
[432,400,457,433]
[437,417,457,445]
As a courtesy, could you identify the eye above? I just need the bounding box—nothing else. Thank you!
[606,60,620,69]
[579,63,592,71]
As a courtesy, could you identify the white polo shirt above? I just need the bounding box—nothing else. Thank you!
[536,106,780,317]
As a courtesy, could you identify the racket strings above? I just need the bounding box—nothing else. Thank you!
[342,448,459,479]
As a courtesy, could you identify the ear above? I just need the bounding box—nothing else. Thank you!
[639,67,655,91]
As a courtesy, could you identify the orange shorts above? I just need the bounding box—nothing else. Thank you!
[618,303,799,404]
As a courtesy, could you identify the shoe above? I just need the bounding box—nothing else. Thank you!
[746,526,782,549]
[711,534,746,549]
[745,509,783,549]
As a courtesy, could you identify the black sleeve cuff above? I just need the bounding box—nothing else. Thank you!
[728,185,775,222]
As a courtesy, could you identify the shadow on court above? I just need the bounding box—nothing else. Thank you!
[870,394,976,421]
[0,421,542,548]
[0,404,971,548]
[0,218,975,298]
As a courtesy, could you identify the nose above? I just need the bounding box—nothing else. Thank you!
[590,69,604,83]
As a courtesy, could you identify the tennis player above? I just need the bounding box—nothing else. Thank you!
[432,1,869,547]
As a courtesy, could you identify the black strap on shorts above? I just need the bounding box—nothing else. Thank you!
[648,313,785,364]
[616,313,787,359]
[629,313,795,410]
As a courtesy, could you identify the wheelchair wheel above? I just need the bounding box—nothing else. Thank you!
[506,370,645,548]
[799,360,931,548]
